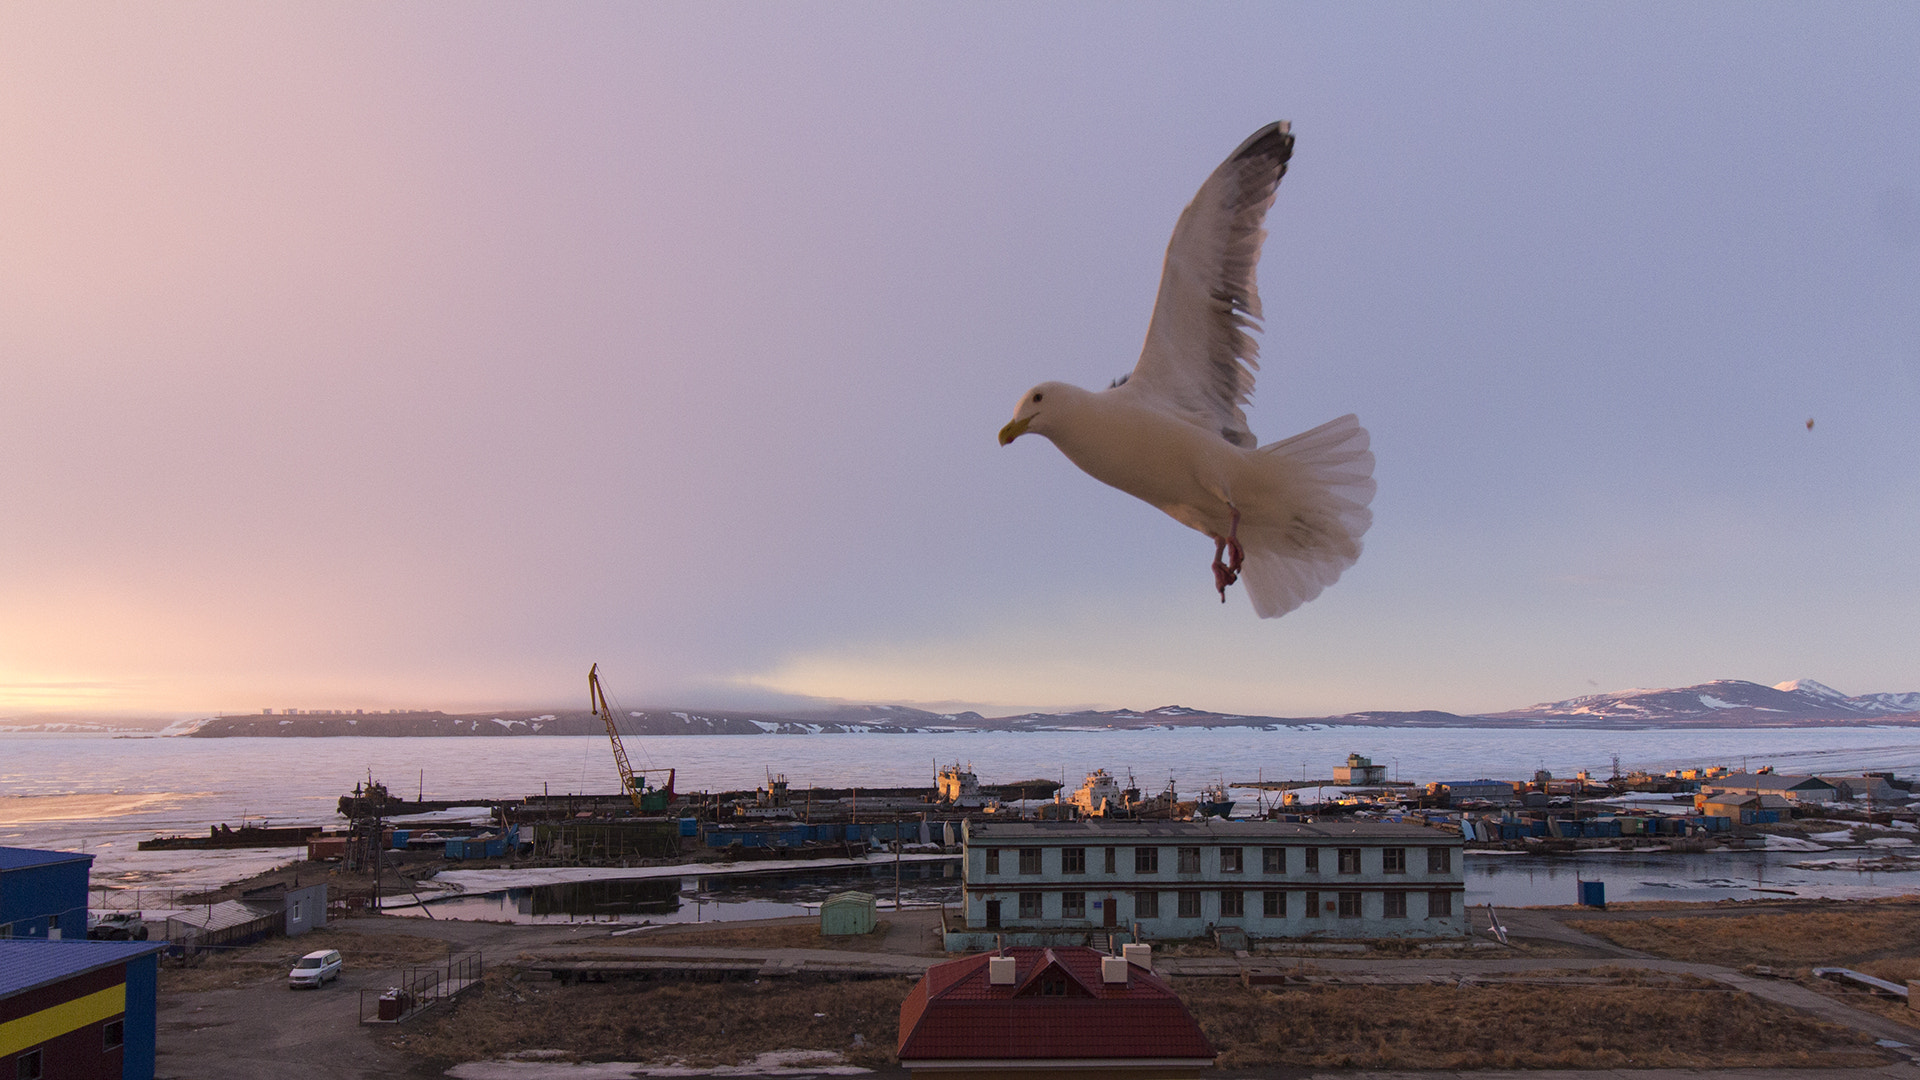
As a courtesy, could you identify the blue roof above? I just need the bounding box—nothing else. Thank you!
[0,940,166,1000]
[0,846,94,872]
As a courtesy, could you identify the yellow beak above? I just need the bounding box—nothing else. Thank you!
[998,416,1030,446]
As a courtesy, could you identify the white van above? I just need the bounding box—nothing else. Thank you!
[288,948,343,988]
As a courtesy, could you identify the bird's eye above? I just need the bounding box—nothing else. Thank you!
[1032,392,1043,403]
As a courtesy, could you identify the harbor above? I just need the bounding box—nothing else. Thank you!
[109,746,1920,929]
[11,724,1920,917]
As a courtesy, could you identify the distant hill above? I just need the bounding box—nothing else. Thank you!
[179,677,1920,736]
[1485,679,1920,727]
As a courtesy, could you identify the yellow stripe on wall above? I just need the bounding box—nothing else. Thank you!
[0,983,126,1058]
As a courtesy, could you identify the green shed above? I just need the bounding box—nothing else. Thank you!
[820,890,877,936]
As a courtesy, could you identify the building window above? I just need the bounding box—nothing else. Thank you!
[1177,847,1201,874]
[1104,847,1116,874]
[1262,847,1285,873]
[292,899,303,922]
[1304,847,1320,873]
[1220,847,1243,873]
[1062,847,1086,874]
[985,848,1000,874]
[1384,890,1407,918]
[1135,890,1160,918]
[1428,846,1451,874]
[1177,890,1201,918]
[1220,889,1244,917]
[1040,977,1068,996]
[1304,891,1320,918]
[1135,847,1159,874]
[1062,891,1086,918]
[1429,890,1453,918]
[1382,847,1406,874]
[0,922,11,939]
[1337,848,1361,874]
[104,1019,125,1050]
[1018,892,1042,919]
[1263,890,1286,917]
[1018,848,1041,875]
[1338,891,1362,918]
[17,1049,43,1080]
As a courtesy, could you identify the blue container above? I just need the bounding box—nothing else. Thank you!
[678,817,698,837]
[1578,880,1606,908]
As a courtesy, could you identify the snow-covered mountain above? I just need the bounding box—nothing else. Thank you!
[175,679,1920,736]
[1491,679,1920,724]
[1775,679,1920,714]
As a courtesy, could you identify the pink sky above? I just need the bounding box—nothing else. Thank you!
[3,5,1917,718]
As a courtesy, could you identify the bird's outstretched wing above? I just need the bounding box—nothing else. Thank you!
[1118,122,1293,448]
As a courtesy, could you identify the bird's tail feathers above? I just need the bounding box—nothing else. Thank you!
[1238,414,1376,619]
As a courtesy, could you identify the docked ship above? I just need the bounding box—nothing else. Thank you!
[1197,781,1235,819]
[1067,769,1125,817]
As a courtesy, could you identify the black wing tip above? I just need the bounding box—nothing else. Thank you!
[1230,121,1294,167]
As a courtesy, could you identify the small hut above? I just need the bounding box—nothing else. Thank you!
[820,890,877,936]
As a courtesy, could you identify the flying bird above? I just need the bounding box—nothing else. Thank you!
[998,122,1375,618]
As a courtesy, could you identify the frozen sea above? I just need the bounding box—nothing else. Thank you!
[6,726,1920,914]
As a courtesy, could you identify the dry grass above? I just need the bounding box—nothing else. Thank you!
[1176,980,1885,1070]
[159,928,452,993]
[385,966,1886,1073]
[1568,906,1920,968]
[384,973,911,1070]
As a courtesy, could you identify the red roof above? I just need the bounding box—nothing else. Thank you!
[898,947,1214,1063]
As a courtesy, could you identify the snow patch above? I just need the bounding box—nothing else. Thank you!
[1758,835,1832,851]
[1775,679,1846,698]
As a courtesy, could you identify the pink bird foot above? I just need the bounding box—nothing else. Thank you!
[1211,505,1246,603]
[1227,505,1245,576]
[1211,535,1239,602]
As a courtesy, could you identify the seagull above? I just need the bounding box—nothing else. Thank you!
[997,122,1375,618]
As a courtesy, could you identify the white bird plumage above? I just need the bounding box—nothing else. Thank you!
[998,122,1375,618]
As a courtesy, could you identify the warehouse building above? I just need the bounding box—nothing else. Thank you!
[2,939,166,1080]
[1,846,93,941]
[953,819,1465,948]
[1700,773,1837,805]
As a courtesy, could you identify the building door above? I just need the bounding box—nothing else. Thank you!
[1102,896,1117,928]
[985,900,1001,929]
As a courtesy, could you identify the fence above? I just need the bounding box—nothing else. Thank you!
[359,952,484,1025]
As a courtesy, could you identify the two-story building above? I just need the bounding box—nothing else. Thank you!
[952,819,1465,949]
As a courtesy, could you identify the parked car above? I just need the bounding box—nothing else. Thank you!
[87,911,149,940]
[288,949,343,988]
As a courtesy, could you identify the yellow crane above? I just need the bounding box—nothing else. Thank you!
[588,664,675,812]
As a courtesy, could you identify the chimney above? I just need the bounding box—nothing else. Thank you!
[1122,943,1152,971]
[988,956,1017,985]
[1101,955,1130,985]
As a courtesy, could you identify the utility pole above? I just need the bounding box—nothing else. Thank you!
[371,799,384,913]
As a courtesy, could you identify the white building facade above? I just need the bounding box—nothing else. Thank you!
[957,819,1466,947]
